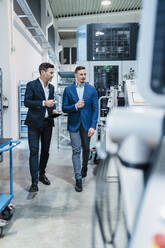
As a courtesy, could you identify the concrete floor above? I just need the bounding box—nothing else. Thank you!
[0,129,127,248]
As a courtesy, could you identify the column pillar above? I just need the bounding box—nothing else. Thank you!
[0,0,17,138]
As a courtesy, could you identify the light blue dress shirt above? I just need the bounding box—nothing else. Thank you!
[76,83,84,100]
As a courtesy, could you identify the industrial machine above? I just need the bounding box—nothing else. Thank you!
[93,0,165,247]
[128,0,165,246]
[76,22,138,119]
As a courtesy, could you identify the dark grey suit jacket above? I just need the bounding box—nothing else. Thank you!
[24,78,55,129]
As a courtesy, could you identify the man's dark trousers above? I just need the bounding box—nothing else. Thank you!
[28,118,52,184]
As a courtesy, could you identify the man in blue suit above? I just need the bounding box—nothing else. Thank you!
[24,62,60,193]
[62,66,98,192]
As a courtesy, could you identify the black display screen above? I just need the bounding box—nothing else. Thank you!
[163,56,165,85]
[151,0,165,94]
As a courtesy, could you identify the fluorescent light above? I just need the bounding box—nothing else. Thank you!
[101,0,111,6]
[95,31,104,36]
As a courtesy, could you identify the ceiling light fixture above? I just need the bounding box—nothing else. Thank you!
[95,31,104,36]
[101,0,111,6]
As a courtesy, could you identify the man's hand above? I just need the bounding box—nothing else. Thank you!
[52,109,61,114]
[88,128,95,137]
[75,99,84,109]
[45,100,56,107]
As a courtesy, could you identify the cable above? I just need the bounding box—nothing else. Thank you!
[106,156,121,247]
[92,154,109,248]
[92,153,124,248]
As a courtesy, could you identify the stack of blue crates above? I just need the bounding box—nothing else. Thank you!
[19,81,28,138]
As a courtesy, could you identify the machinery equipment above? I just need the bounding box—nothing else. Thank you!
[93,0,165,247]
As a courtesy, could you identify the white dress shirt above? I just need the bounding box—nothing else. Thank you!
[75,82,84,110]
[39,78,49,118]
[76,82,84,100]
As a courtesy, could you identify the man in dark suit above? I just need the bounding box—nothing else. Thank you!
[62,66,98,192]
[24,62,59,193]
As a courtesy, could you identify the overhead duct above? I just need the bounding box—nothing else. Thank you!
[15,0,59,65]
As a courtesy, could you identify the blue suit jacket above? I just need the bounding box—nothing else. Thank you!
[62,82,98,132]
[24,78,56,128]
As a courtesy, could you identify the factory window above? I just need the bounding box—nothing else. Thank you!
[63,47,77,64]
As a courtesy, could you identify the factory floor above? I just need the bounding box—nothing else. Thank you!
[0,129,127,248]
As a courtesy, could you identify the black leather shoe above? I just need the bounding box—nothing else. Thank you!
[39,174,51,185]
[75,179,82,192]
[29,183,38,192]
[81,167,87,178]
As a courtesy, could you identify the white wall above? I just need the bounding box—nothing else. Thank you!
[60,39,76,48]
[0,0,15,139]
[12,22,42,139]
[14,27,42,82]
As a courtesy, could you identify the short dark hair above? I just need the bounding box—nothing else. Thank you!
[74,66,85,74]
[39,62,54,74]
